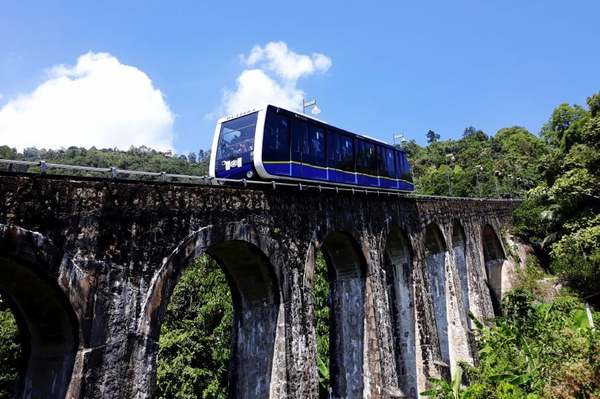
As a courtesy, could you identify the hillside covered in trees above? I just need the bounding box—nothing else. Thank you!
[0,92,598,398]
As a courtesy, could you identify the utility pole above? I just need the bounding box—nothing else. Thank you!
[475,164,483,198]
[494,170,502,198]
[446,153,455,196]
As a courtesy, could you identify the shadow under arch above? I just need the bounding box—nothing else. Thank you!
[143,225,280,399]
[481,224,505,316]
[424,223,451,372]
[319,231,366,399]
[0,226,78,399]
[384,228,418,399]
[451,221,470,319]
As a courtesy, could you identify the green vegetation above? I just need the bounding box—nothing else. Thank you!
[0,294,21,398]
[513,93,600,299]
[314,252,331,397]
[0,145,210,176]
[156,255,232,399]
[407,125,547,198]
[423,288,600,399]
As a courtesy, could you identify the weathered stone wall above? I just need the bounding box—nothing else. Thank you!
[0,173,519,399]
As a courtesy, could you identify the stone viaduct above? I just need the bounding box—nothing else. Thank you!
[0,172,521,399]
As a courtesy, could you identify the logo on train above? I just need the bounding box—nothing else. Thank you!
[223,157,243,171]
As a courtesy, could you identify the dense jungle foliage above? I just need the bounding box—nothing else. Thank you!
[423,267,600,399]
[314,253,331,396]
[512,93,600,300]
[406,123,548,198]
[156,256,232,399]
[0,294,21,398]
[0,145,211,176]
[0,92,597,398]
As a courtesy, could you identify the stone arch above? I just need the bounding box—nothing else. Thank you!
[384,228,418,399]
[481,224,505,315]
[140,223,281,399]
[318,231,366,399]
[0,225,78,399]
[451,221,470,318]
[424,223,450,371]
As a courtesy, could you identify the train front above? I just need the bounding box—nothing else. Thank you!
[209,111,258,180]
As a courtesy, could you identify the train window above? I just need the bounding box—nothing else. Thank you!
[263,111,290,161]
[396,151,413,182]
[291,118,306,162]
[357,140,377,175]
[216,112,257,162]
[378,147,396,178]
[376,146,384,176]
[338,134,354,172]
[303,124,326,167]
[327,130,339,167]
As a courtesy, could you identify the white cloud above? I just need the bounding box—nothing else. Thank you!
[223,69,304,114]
[244,41,331,83]
[0,52,174,151]
[220,41,331,115]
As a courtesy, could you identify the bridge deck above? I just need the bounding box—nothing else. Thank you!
[0,158,520,203]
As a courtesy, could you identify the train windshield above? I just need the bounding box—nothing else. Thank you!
[216,112,258,162]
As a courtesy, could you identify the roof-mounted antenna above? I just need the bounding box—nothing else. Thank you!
[393,133,407,148]
[302,98,321,115]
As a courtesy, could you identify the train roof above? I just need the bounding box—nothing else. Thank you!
[217,104,401,150]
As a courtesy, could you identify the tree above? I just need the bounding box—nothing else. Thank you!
[0,295,21,398]
[0,146,212,176]
[313,253,331,398]
[426,129,440,144]
[540,103,589,151]
[156,255,232,399]
[463,126,488,141]
[514,91,600,299]
[409,125,546,198]
[424,290,600,398]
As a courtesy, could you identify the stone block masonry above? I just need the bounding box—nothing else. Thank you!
[0,173,520,398]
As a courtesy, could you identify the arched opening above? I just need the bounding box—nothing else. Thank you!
[452,221,470,320]
[384,228,418,399]
[156,239,280,399]
[481,225,505,316]
[424,224,450,372]
[315,232,366,399]
[0,256,78,399]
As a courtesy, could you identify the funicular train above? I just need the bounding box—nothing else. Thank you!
[209,105,414,191]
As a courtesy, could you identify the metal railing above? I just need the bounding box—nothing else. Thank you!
[0,159,521,202]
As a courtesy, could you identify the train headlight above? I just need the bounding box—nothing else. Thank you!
[246,170,254,179]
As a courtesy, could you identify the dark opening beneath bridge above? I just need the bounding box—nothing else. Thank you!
[424,224,451,375]
[158,240,281,399]
[482,225,505,316]
[0,256,78,399]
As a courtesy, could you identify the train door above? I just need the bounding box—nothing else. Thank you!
[262,110,291,176]
[291,118,305,178]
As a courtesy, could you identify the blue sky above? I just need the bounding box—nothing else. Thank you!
[1,0,599,154]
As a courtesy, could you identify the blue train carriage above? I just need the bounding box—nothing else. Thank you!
[209,105,414,191]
